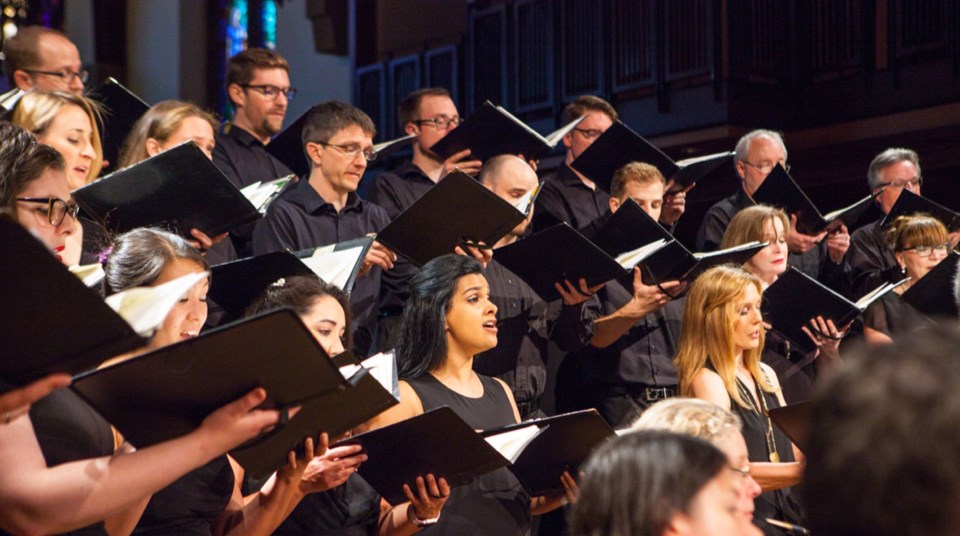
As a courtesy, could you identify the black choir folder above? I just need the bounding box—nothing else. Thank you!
[341,407,613,504]
[901,251,960,320]
[87,77,150,168]
[768,401,813,454]
[751,164,875,235]
[761,267,904,354]
[585,199,767,286]
[0,213,144,386]
[71,309,351,475]
[480,409,615,496]
[376,170,538,267]
[72,141,261,238]
[427,100,585,162]
[881,189,960,232]
[208,237,374,318]
[570,120,733,192]
[231,351,400,479]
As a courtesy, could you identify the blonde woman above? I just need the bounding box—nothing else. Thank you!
[117,100,218,168]
[862,214,949,345]
[116,100,235,265]
[722,205,845,403]
[631,398,762,536]
[675,265,803,535]
[12,90,103,189]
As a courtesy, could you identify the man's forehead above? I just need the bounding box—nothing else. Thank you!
[328,124,373,145]
[36,33,80,65]
[418,95,456,115]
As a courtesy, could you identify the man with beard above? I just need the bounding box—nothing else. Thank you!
[367,88,482,350]
[473,154,598,419]
[213,48,295,255]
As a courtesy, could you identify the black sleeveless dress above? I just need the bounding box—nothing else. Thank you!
[0,388,116,536]
[132,455,234,535]
[406,373,531,535]
[729,375,804,536]
[273,475,381,535]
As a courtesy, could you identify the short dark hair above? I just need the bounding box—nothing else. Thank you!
[246,275,354,352]
[2,26,70,85]
[397,254,484,379]
[561,95,618,126]
[103,227,209,296]
[225,48,290,106]
[571,431,728,536]
[397,87,451,129]
[0,121,65,217]
[301,101,377,155]
[803,327,960,536]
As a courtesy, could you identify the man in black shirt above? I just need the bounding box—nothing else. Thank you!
[569,162,685,428]
[252,101,396,355]
[848,147,932,297]
[532,95,687,234]
[367,88,482,350]
[474,155,599,419]
[695,129,850,293]
[213,48,295,255]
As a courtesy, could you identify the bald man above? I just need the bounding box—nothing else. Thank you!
[473,155,599,419]
[4,26,86,95]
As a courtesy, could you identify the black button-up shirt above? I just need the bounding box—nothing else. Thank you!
[365,162,436,315]
[213,125,293,256]
[572,280,685,389]
[532,164,611,232]
[848,219,899,298]
[213,125,293,189]
[366,161,435,220]
[474,260,597,417]
[252,178,390,356]
[695,187,850,295]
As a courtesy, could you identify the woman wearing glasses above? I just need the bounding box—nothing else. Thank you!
[675,265,804,536]
[862,214,949,345]
[0,121,283,536]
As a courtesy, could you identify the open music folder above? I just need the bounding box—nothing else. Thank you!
[570,120,732,192]
[427,100,585,162]
[0,213,144,386]
[72,141,262,238]
[376,170,539,267]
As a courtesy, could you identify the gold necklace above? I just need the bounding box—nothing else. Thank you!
[737,375,781,463]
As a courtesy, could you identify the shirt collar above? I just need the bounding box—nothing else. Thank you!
[226,124,266,148]
[292,178,363,215]
[396,161,434,184]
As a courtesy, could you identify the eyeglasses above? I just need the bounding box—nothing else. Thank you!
[23,68,89,85]
[414,116,460,129]
[728,464,751,479]
[879,176,922,189]
[574,127,603,140]
[16,197,80,227]
[741,160,790,174]
[241,84,297,101]
[316,141,377,161]
[902,242,949,257]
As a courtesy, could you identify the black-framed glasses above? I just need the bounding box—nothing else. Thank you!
[414,116,460,129]
[574,127,603,140]
[23,68,89,85]
[16,197,80,227]
[241,84,297,101]
[879,176,922,189]
[902,242,949,257]
[742,160,790,174]
[316,141,377,161]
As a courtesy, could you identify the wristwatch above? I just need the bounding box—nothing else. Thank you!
[410,508,440,527]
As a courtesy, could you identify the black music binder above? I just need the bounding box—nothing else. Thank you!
[72,141,261,237]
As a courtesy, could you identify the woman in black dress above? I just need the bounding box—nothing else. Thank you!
[675,265,804,536]
[0,122,281,535]
[863,214,948,345]
[369,254,574,535]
